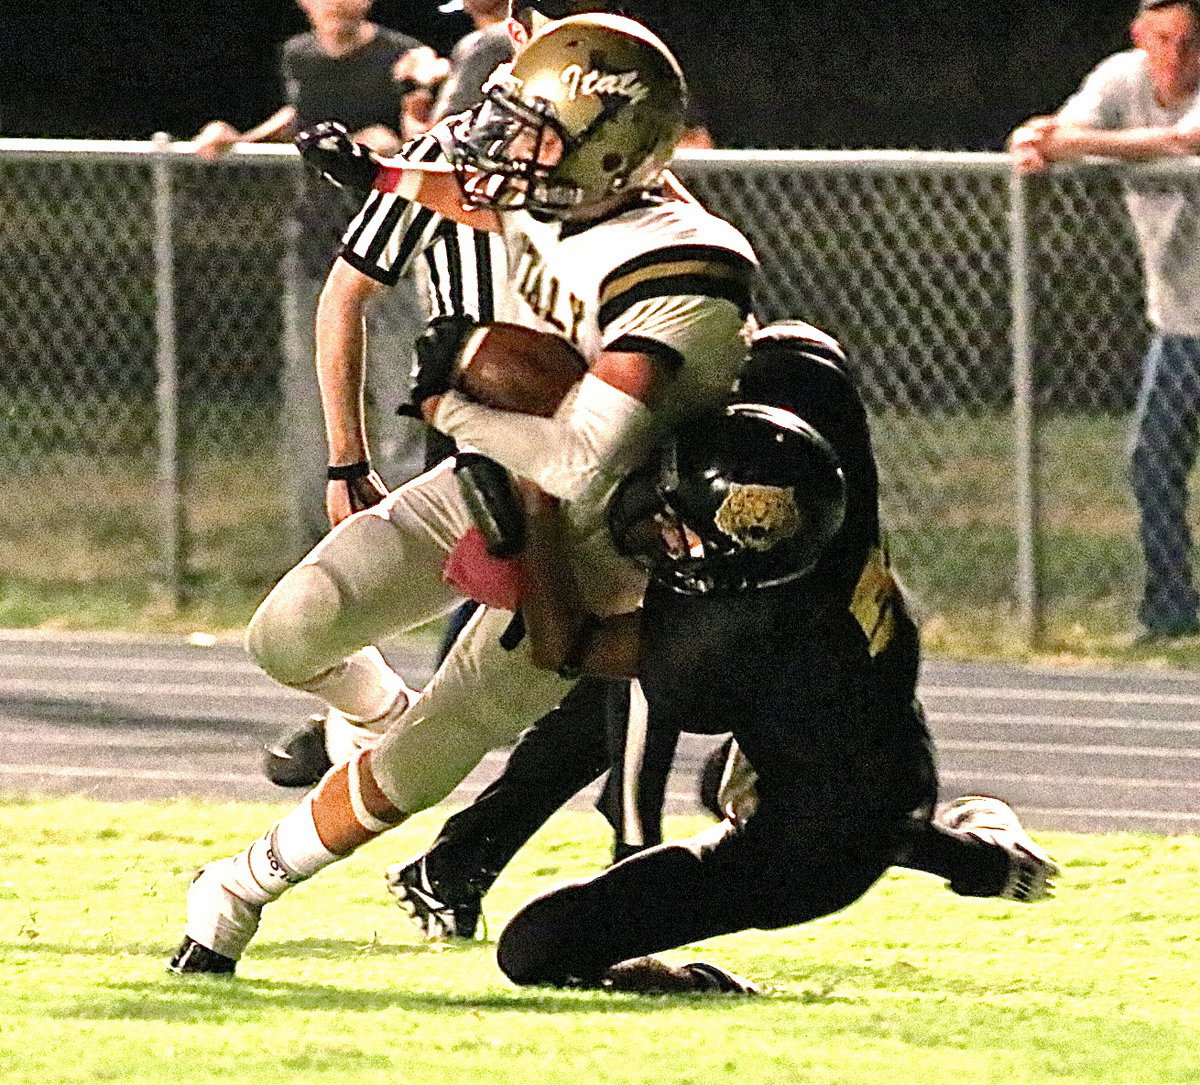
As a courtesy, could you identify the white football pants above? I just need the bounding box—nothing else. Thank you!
[246,458,643,813]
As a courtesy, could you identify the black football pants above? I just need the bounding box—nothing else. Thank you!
[496,801,916,987]
[419,676,678,899]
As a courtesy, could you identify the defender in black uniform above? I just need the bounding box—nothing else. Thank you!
[492,325,1058,992]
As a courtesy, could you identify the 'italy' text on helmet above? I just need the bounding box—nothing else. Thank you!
[448,14,687,217]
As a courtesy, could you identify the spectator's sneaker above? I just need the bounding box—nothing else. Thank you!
[602,956,759,995]
[262,713,332,789]
[385,855,482,941]
[167,859,263,973]
[940,795,1059,903]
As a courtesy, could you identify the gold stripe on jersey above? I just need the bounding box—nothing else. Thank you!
[597,244,755,330]
[601,258,739,302]
[849,545,899,656]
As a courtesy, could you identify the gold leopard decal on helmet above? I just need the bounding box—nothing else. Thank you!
[714,483,802,551]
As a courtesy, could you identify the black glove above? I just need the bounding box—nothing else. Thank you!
[453,451,526,557]
[397,315,479,419]
[295,121,381,197]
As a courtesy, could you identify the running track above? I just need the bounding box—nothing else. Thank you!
[0,630,1197,834]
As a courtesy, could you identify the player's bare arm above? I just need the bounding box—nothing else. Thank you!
[316,257,392,525]
[373,159,502,232]
[426,346,668,499]
[590,348,675,408]
[516,480,641,679]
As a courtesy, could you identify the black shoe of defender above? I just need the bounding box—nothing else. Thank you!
[683,961,760,995]
[168,936,237,975]
[602,956,760,995]
[385,855,482,941]
[262,713,333,788]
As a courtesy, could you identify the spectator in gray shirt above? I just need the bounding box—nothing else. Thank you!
[431,0,515,124]
[1011,0,1200,641]
[192,0,446,554]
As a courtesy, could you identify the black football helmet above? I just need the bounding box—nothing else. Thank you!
[608,403,847,594]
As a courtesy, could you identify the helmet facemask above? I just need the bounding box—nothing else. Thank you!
[449,67,581,212]
[608,405,849,595]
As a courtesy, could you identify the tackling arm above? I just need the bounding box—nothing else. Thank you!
[426,349,669,500]
[517,481,641,679]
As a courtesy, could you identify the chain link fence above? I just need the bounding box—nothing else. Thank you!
[0,138,1185,645]
[682,150,1158,647]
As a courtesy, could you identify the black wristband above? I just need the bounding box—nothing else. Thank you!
[327,461,371,481]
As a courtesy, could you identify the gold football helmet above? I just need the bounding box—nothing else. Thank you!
[449,13,687,217]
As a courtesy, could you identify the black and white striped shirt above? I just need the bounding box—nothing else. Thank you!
[338,126,511,323]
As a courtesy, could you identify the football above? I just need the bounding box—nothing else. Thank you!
[452,322,588,417]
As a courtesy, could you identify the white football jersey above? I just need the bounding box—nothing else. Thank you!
[501,194,758,426]
[458,194,760,612]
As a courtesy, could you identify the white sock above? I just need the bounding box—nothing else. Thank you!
[225,795,339,905]
[301,646,412,723]
[324,709,385,764]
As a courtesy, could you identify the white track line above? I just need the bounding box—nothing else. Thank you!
[0,764,266,784]
[938,769,1200,790]
[925,684,1200,707]
[940,738,1200,758]
[0,762,699,808]
[1,656,256,675]
[0,679,308,699]
[993,806,1200,824]
[933,712,1200,733]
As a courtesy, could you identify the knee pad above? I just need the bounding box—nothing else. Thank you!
[496,891,582,986]
[246,562,348,687]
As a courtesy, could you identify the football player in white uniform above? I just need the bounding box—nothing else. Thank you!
[170,12,757,975]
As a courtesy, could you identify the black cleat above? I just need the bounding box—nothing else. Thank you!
[682,961,760,995]
[385,855,483,941]
[602,955,759,995]
[940,796,1059,903]
[262,713,333,788]
[168,936,237,975]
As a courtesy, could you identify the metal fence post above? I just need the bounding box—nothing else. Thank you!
[1009,160,1041,647]
[151,131,185,608]
[280,206,306,558]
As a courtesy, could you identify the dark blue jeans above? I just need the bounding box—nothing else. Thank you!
[1130,332,1200,632]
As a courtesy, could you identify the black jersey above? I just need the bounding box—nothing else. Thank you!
[637,346,926,816]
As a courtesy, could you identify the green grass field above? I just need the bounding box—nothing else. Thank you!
[1,797,1197,1085]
